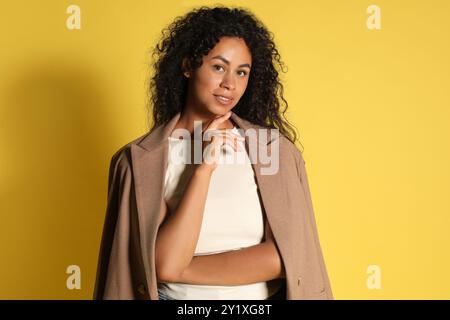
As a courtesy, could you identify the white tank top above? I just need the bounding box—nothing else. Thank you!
[157,127,283,299]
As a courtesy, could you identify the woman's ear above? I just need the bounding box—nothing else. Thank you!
[182,57,191,78]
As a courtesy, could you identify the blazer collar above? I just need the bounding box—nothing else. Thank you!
[136,111,277,153]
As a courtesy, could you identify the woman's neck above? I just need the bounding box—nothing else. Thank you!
[171,109,236,138]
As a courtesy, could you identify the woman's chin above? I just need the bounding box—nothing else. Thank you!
[208,104,233,116]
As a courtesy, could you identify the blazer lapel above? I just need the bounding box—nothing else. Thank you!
[130,112,181,298]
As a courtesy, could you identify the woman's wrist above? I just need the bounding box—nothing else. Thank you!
[194,163,215,176]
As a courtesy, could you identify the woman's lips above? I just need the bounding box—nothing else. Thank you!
[214,94,233,106]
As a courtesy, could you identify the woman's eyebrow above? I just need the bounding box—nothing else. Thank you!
[211,55,251,69]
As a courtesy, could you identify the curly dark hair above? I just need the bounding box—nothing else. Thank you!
[146,5,301,148]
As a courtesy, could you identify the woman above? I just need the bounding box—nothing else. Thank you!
[93,6,333,300]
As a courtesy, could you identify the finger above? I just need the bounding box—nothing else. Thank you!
[219,129,245,141]
[203,111,232,132]
[209,134,244,154]
[210,132,243,147]
[219,134,245,152]
[222,134,245,153]
[204,130,245,142]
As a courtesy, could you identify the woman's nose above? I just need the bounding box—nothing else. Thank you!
[220,74,236,90]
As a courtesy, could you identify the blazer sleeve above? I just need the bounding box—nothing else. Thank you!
[293,148,334,300]
[93,148,137,300]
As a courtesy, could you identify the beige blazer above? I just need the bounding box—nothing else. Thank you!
[93,111,333,300]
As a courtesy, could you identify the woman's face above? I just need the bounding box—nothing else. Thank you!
[184,36,252,117]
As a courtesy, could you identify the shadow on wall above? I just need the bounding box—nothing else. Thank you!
[0,57,120,299]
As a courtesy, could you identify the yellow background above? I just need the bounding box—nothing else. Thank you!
[0,0,449,299]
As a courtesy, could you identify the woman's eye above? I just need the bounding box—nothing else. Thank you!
[213,65,248,77]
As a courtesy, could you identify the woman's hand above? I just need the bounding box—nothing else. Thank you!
[197,111,245,173]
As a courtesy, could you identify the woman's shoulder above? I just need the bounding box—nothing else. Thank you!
[277,133,305,165]
[108,131,152,171]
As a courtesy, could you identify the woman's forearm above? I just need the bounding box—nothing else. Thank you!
[174,240,285,286]
[155,165,213,281]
